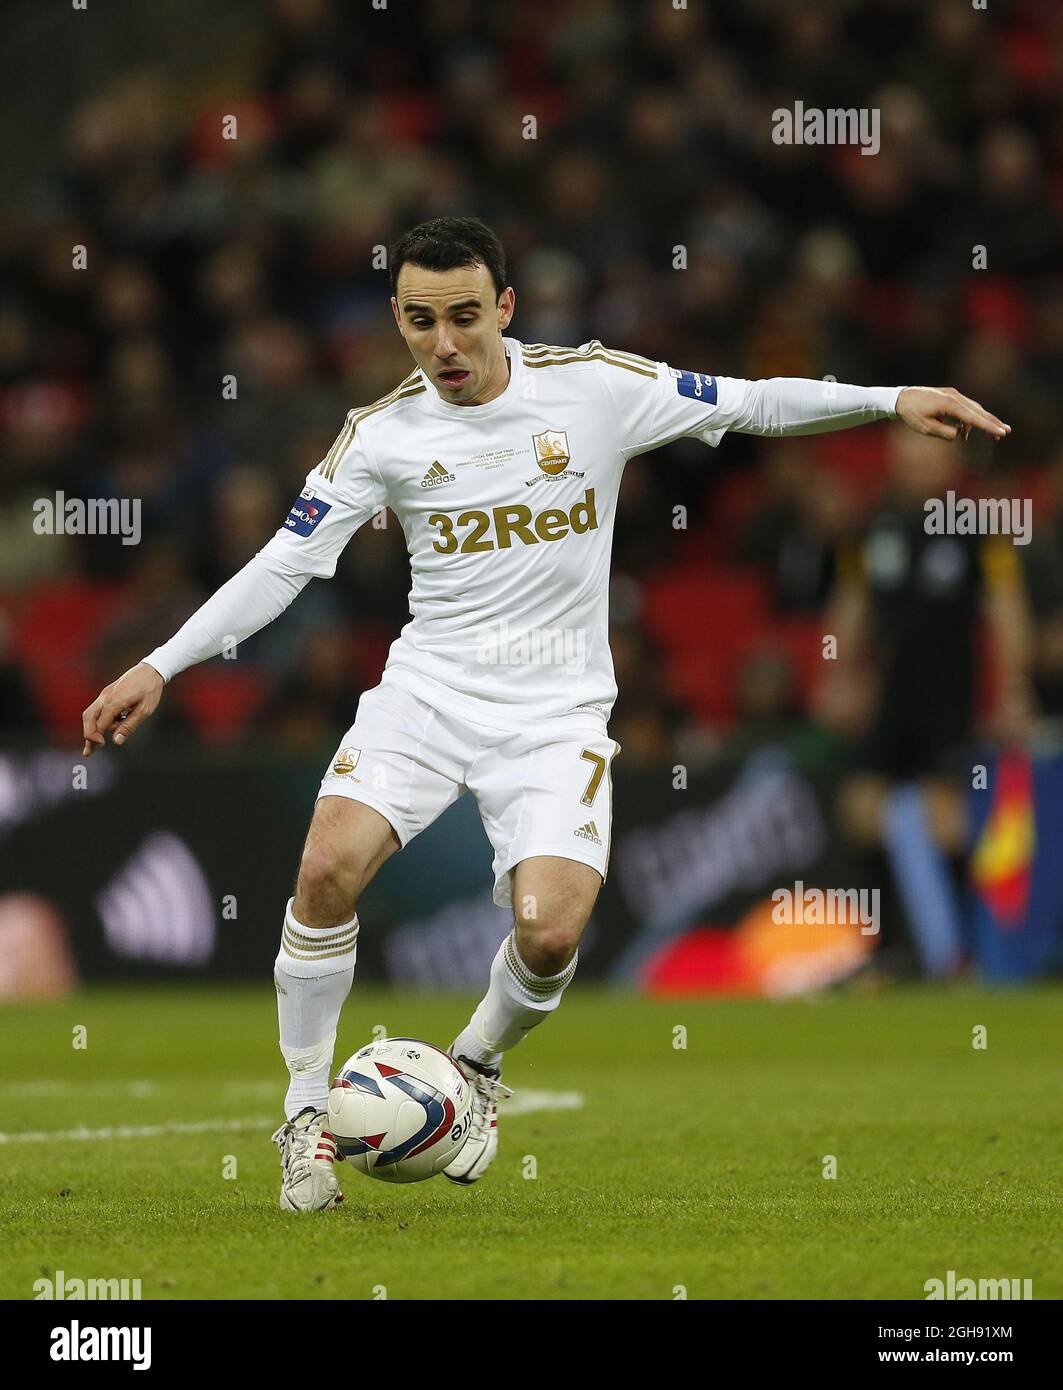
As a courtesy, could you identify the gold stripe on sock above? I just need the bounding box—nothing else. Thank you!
[281,937,359,963]
[283,925,358,956]
[283,920,358,946]
[504,933,576,996]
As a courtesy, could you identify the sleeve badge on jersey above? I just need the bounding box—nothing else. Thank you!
[675,370,718,405]
[284,488,333,536]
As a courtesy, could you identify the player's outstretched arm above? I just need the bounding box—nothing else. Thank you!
[593,352,1013,457]
[895,386,1010,442]
[709,375,1010,443]
[82,662,163,756]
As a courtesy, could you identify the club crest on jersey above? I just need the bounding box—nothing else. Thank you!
[331,747,361,779]
[285,487,332,536]
[532,429,571,475]
[673,370,718,405]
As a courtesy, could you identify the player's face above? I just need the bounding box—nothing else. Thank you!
[392,262,515,405]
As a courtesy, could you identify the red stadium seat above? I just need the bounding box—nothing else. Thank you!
[642,566,770,649]
[811,429,890,506]
[352,621,395,689]
[772,614,829,703]
[642,567,772,723]
[11,579,129,737]
[172,666,270,743]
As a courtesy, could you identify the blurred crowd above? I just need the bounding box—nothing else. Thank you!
[3,0,1063,772]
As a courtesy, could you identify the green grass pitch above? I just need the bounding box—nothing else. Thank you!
[1,984,1060,1300]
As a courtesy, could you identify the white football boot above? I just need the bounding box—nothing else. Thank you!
[271,1106,344,1212]
[443,1052,513,1186]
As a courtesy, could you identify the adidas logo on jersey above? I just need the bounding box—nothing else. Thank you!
[574,821,602,844]
[421,461,455,489]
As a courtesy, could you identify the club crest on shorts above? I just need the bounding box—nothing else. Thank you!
[532,429,571,475]
[331,746,361,779]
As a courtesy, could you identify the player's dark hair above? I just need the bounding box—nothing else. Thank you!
[389,217,507,302]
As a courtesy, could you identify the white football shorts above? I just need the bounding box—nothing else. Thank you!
[317,676,621,907]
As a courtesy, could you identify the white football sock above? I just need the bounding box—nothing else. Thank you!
[452,930,578,1069]
[275,896,358,1120]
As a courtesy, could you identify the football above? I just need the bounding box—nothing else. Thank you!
[327,1038,473,1183]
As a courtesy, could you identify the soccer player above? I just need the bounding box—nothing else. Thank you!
[82,217,1010,1210]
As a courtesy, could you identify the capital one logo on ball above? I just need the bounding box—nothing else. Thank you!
[328,1039,472,1183]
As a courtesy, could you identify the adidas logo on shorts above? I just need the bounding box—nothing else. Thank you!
[574,820,602,844]
[421,460,456,488]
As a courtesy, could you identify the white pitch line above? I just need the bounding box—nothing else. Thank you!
[0,1091,584,1144]
[503,1089,584,1117]
[0,1080,273,1098]
[0,1117,275,1144]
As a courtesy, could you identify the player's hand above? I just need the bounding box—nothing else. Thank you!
[82,662,164,757]
[896,386,1010,442]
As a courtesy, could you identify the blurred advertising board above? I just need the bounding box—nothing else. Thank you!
[0,742,875,995]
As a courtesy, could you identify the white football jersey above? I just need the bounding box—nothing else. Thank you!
[260,338,773,728]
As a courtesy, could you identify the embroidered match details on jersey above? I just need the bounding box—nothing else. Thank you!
[258,338,898,728]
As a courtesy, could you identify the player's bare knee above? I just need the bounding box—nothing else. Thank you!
[517,917,583,976]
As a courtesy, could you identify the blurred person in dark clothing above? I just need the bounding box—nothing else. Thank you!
[254,626,366,753]
[0,613,41,739]
[726,643,802,755]
[1017,450,1063,724]
[733,443,859,613]
[88,540,206,681]
[196,464,283,590]
[607,622,684,766]
[831,429,1034,977]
